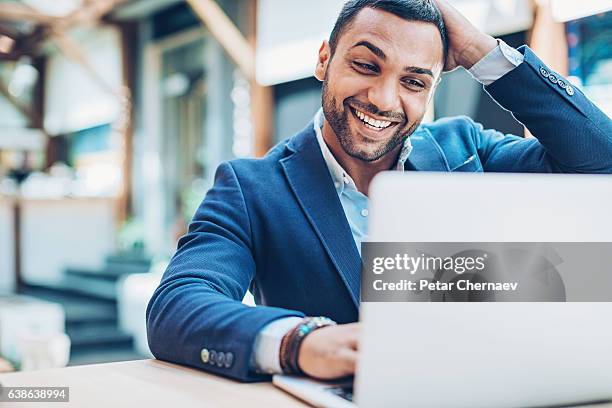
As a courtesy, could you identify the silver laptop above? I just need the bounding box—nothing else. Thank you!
[274,173,612,408]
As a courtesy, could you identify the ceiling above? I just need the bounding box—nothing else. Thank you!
[0,0,131,60]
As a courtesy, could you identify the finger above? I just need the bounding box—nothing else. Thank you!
[336,347,358,374]
[343,324,361,349]
[345,331,360,350]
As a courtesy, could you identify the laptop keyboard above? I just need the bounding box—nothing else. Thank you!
[327,384,354,402]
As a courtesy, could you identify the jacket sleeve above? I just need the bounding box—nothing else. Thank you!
[146,161,304,382]
[473,46,612,173]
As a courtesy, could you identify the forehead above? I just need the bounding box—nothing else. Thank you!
[338,7,444,69]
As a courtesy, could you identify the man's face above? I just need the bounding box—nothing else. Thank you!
[316,8,444,162]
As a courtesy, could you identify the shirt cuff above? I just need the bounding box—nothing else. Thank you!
[468,39,524,86]
[250,316,304,374]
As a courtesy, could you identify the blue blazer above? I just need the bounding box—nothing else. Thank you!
[146,46,612,382]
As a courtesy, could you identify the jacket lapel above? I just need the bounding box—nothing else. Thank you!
[405,127,450,171]
[280,124,361,309]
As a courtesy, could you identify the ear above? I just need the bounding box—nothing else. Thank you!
[314,40,331,82]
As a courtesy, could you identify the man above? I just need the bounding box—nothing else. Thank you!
[146,0,612,382]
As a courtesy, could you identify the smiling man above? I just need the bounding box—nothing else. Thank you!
[146,0,612,382]
[319,5,446,195]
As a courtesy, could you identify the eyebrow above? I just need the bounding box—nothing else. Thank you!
[405,66,434,78]
[352,40,386,60]
[351,40,435,78]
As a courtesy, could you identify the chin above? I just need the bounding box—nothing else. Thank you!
[343,144,386,162]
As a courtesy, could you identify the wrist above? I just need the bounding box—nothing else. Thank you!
[459,35,498,70]
[279,316,336,375]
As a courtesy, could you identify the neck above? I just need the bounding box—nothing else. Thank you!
[322,119,401,195]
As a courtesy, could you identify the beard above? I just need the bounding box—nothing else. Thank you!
[321,75,420,163]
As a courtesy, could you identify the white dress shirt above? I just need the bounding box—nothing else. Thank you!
[250,40,524,374]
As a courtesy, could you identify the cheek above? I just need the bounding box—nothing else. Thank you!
[401,93,430,121]
[327,66,371,101]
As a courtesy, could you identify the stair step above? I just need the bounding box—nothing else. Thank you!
[18,284,111,303]
[67,324,133,349]
[64,305,117,326]
[56,275,118,301]
[18,284,142,367]
[17,284,117,316]
[19,281,116,302]
[65,266,149,281]
[105,252,151,268]
[69,347,145,367]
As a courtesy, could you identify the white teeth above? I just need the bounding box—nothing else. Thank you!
[354,108,392,130]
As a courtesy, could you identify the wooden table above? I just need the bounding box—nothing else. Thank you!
[0,359,309,407]
[3,359,612,408]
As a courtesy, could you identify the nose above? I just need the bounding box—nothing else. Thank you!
[367,76,400,113]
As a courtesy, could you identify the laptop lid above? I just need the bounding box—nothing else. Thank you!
[356,173,612,408]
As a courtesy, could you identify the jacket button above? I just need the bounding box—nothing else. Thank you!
[539,67,549,77]
[224,352,234,368]
[216,352,225,367]
[200,348,210,364]
[548,74,558,84]
[557,79,567,89]
[209,350,217,365]
[566,85,575,96]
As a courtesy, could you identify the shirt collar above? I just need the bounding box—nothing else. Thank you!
[313,108,412,194]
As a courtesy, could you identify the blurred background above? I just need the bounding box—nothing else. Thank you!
[0,0,610,372]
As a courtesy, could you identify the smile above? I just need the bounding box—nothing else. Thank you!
[351,107,395,131]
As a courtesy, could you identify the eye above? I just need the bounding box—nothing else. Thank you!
[402,78,425,91]
[352,61,378,74]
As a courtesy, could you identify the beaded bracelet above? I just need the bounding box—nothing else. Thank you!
[279,316,337,375]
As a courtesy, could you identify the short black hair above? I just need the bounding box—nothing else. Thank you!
[329,0,448,64]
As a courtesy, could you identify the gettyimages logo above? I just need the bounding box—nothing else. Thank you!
[371,253,486,275]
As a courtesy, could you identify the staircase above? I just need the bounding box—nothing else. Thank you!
[18,252,152,366]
